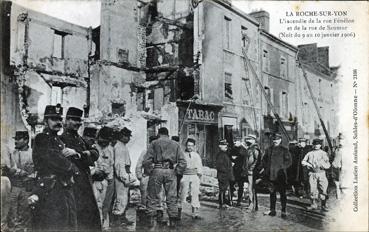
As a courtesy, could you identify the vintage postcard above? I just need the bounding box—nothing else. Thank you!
[1,0,368,231]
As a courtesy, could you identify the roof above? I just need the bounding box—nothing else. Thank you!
[212,0,260,26]
[260,30,298,52]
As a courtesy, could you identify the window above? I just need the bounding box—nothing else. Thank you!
[224,17,231,50]
[262,50,270,72]
[240,119,252,138]
[112,103,125,116]
[280,56,287,78]
[264,86,273,115]
[53,30,65,58]
[318,79,322,99]
[224,73,233,102]
[241,26,249,48]
[51,86,62,105]
[280,91,288,118]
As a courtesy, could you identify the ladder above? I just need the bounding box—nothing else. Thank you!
[241,47,291,141]
[298,61,333,153]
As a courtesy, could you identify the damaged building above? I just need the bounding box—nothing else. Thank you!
[1,0,339,170]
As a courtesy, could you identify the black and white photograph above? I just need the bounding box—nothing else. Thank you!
[1,0,368,231]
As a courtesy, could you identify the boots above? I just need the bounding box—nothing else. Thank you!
[156,210,164,223]
[321,199,328,212]
[178,208,182,220]
[192,207,200,219]
[307,199,319,210]
[169,217,178,228]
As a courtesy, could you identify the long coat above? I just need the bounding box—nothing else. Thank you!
[60,129,101,231]
[215,150,234,191]
[262,145,292,185]
[229,146,247,180]
[32,129,78,231]
[288,145,311,183]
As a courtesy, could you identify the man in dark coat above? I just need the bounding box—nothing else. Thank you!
[216,139,234,209]
[229,136,248,206]
[30,104,79,231]
[287,140,301,196]
[60,107,101,231]
[262,133,292,218]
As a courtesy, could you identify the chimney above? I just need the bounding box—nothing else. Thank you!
[297,43,318,64]
[317,46,329,68]
[249,10,270,32]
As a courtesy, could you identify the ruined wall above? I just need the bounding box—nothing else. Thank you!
[8,3,90,128]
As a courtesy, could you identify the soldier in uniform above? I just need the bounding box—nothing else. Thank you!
[60,107,101,231]
[215,139,234,209]
[143,127,187,228]
[243,134,261,210]
[90,126,115,229]
[3,131,34,231]
[29,104,79,231]
[229,136,247,207]
[262,133,292,218]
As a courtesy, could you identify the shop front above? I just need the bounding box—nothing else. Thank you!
[177,102,222,168]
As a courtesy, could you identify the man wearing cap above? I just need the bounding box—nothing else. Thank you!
[30,104,79,231]
[143,127,187,227]
[60,107,101,231]
[82,127,98,146]
[2,131,34,230]
[302,138,330,211]
[262,133,291,218]
[216,139,234,209]
[243,134,261,209]
[229,136,248,207]
[287,140,301,196]
[297,138,312,197]
[91,127,115,229]
[111,127,135,226]
[178,138,203,219]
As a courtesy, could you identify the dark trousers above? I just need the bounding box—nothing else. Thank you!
[270,183,287,212]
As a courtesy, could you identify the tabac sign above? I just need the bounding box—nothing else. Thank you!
[178,103,220,124]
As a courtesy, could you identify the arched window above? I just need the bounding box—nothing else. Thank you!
[240,118,252,138]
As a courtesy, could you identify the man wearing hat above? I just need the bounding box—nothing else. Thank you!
[90,126,115,229]
[262,133,292,218]
[302,138,330,211]
[297,138,313,198]
[143,127,187,228]
[215,139,234,209]
[111,127,135,226]
[60,107,101,231]
[243,134,261,209]
[82,127,98,146]
[30,104,79,231]
[3,131,34,230]
[229,136,248,207]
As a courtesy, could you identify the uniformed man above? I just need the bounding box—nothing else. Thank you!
[297,138,312,198]
[60,107,101,231]
[30,104,79,231]
[302,138,330,211]
[215,139,234,209]
[178,138,203,219]
[262,133,292,218]
[143,127,187,228]
[229,136,247,207]
[111,127,135,226]
[244,134,261,209]
[90,126,114,229]
[3,131,34,231]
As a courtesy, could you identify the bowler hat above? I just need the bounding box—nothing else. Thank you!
[171,135,180,142]
[66,107,83,119]
[98,127,113,140]
[312,138,323,145]
[245,134,257,140]
[13,131,29,140]
[219,139,228,146]
[44,104,63,118]
[83,127,98,138]
[120,127,132,137]
[272,133,282,140]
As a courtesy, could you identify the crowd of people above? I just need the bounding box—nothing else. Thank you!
[0,103,344,231]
